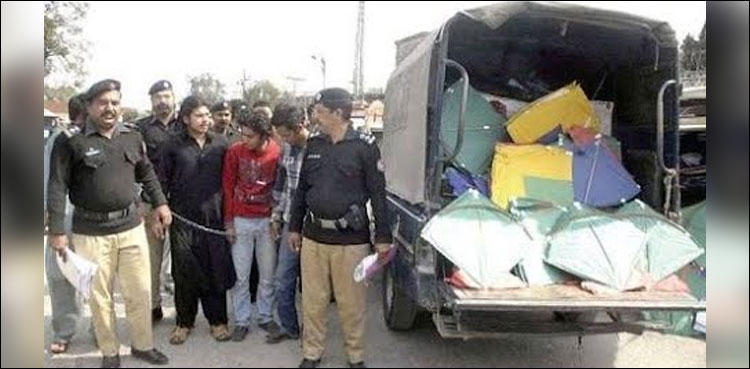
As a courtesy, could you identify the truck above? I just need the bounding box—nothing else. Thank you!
[380,1,706,339]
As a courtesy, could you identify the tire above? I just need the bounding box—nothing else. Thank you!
[382,264,418,331]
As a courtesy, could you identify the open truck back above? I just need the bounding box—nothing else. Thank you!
[380,1,705,339]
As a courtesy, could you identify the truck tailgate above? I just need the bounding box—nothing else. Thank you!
[445,284,706,312]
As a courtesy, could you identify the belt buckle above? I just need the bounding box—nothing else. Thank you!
[107,210,119,221]
[320,219,337,230]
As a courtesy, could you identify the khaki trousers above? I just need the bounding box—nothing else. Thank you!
[301,238,369,363]
[72,223,153,356]
[143,203,168,308]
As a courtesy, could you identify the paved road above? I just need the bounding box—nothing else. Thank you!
[44,276,705,368]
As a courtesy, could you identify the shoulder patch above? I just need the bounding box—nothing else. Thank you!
[123,121,139,130]
[358,131,376,145]
[308,132,328,143]
[117,122,138,134]
[62,126,80,138]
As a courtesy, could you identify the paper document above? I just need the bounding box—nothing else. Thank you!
[354,245,396,283]
[56,249,98,300]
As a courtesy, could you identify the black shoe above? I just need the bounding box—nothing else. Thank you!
[265,330,298,344]
[131,348,169,365]
[299,358,320,368]
[349,362,367,368]
[259,321,281,335]
[152,307,163,323]
[101,355,120,368]
[231,326,249,342]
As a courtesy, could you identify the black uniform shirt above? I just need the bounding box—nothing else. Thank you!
[289,125,391,245]
[47,121,167,235]
[136,114,181,176]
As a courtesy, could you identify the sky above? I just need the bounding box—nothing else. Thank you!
[50,1,705,110]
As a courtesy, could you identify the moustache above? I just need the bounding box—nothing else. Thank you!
[156,103,172,111]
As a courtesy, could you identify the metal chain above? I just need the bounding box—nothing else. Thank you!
[171,212,229,236]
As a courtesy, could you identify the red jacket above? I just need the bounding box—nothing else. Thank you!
[223,140,281,222]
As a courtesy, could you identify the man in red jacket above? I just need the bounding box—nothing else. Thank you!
[223,109,283,341]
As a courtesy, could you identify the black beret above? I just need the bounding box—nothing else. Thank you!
[148,80,173,95]
[313,87,352,109]
[211,101,231,113]
[85,79,121,102]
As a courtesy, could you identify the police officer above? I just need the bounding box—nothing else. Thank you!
[289,88,391,369]
[210,100,240,143]
[135,79,180,322]
[47,79,172,368]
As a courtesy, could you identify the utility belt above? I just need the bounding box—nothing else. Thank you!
[75,203,137,222]
[308,204,367,231]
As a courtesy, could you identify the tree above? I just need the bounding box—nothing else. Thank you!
[680,23,706,71]
[44,85,78,102]
[44,1,89,84]
[242,80,283,108]
[698,24,706,69]
[187,73,226,106]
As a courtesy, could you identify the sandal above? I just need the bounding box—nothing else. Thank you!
[169,326,191,345]
[210,324,231,342]
[49,341,68,354]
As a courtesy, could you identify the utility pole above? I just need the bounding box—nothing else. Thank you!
[311,55,326,89]
[238,69,251,100]
[352,0,365,100]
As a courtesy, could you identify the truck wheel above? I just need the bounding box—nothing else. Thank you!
[382,264,418,331]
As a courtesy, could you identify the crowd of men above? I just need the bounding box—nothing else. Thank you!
[44,78,391,368]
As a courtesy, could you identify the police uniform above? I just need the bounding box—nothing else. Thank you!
[136,80,181,172]
[210,100,241,143]
[289,126,390,245]
[46,79,169,364]
[289,88,391,366]
[134,79,180,318]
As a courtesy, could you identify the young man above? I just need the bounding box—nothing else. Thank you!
[223,110,283,341]
[158,96,235,344]
[48,79,171,368]
[253,100,280,144]
[267,103,310,344]
[232,103,263,307]
[289,88,391,369]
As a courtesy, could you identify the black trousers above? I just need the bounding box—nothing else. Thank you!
[174,277,227,328]
[171,222,229,328]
